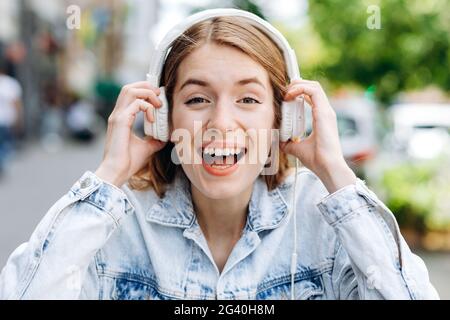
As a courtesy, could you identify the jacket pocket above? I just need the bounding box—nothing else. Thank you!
[104,273,181,300]
[256,270,325,300]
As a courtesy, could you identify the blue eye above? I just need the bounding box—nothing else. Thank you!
[239,97,261,104]
[186,97,209,105]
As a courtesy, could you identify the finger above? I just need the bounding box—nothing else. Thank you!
[114,99,154,128]
[285,81,315,106]
[286,87,314,106]
[302,94,313,107]
[280,141,293,154]
[123,88,162,109]
[145,103,155,123]
[285,84,332,116]
[133,134,166,158]
[115,87,161,113]
[284,83,317,101]
[280,139,303,158]
[128,99,155,123]
[287,79,318,90]
[143,135,167,152]
[122,82,161,95]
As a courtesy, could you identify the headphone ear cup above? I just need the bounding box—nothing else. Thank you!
[292,96,305,140]
[144,87,169,142]
[280,101,293,142]
[155,87,169,142]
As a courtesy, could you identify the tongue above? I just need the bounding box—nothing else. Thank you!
[204,155,236,166]
[214,155,236,165]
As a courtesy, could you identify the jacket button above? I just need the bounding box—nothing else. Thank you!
[80,177,92,189]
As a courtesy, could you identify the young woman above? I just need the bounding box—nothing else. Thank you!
[0,13,438,300]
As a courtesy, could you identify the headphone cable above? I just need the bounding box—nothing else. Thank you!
[290,157,299,300]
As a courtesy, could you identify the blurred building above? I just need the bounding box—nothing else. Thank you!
[0,0,160,138]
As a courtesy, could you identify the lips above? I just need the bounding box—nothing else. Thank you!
[199,142,248,176]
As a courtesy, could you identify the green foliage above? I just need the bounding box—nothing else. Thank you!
[307,0,450,103]
[379,155,450,231]
[232,0,266,19]
[191,0,266,19]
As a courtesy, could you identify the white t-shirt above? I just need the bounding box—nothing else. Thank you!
[0,74,22,127]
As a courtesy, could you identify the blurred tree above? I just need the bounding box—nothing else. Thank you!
[377,154,450,233]
[232,0,266,19]
[191,0,265,19]
[306,0,450,103]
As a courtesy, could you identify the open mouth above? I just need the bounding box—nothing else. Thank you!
[198,145,248,176]
[201,147,248,167]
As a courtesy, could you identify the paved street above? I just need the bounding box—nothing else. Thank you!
[0,137,449,299]
[0,136,105,272]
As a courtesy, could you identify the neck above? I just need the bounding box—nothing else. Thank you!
[191,184,253,241]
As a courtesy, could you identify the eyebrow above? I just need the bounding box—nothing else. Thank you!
[179,77,266,91]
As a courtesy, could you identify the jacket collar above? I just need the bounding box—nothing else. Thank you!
[146,171,291,232]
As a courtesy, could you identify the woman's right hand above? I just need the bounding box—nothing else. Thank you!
[95,81,167,187]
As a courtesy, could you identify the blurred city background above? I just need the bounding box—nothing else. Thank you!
[0,0,449,298]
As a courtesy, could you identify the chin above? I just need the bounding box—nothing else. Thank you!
[183,164,257,200]
[197,186,238,200]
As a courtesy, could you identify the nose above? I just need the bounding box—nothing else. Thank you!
[206,97,237,134]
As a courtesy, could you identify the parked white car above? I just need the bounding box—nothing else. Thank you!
[305,95,379,174]
[388,103,450,159]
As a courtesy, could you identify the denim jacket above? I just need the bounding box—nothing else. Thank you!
[0,168,439,299]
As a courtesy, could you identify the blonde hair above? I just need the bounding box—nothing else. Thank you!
[129,16,291,198]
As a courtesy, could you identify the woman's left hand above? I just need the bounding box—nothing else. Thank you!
[280,79,357,193]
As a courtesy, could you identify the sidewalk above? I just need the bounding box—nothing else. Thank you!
[0,136,105,270]
[0,137,448,299]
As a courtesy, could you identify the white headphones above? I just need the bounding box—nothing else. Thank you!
[144,8,305,143]
[144,8,303,300]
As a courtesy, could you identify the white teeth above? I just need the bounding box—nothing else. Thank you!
[203,147,245,156]
[233,148,243,155]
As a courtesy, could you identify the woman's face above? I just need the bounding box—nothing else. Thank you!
[171,43,275,200]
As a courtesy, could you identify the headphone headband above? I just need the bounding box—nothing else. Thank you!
[147,8,300,87]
